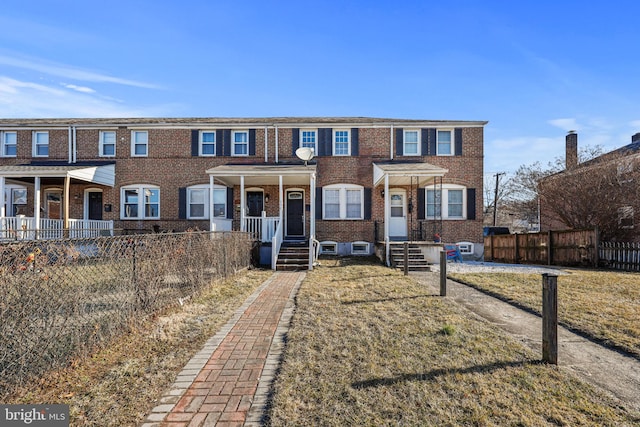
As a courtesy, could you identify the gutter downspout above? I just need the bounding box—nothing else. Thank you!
[390,125,394,160]
[264,126,268,163]
[73,126,77,163]
[275,125,279,163]
[68,126,73,163]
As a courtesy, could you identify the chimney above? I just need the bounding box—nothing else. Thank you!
[632,132,640,144]
[566,130,578,170]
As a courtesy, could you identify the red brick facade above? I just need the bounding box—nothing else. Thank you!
[0,117,486,247]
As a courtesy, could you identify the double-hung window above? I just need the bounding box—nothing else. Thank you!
[426,185,466,219]
[200,131,216,156]
[1,131,17,157]
[323,184,363,219]
[121,185,160,219]
[333,130,350,156]
[33,131,49,157]
[100,131,116,157]
[185,185,227,219]
[403,130,420,155]
[131,131,148,157]
[301,129,317,153]
[437,129,453,155]
[233,130,248,156]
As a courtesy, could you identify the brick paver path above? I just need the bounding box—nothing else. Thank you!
[142,271,305,427]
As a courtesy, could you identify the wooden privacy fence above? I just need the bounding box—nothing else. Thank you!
[485,229,598,267]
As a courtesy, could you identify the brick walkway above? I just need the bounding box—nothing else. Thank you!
[141,271,305,427]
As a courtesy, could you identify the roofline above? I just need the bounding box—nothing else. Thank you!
[0,117,489,129]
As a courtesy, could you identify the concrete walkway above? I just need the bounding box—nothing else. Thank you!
[141,271,305,427]
[413,271,640,413]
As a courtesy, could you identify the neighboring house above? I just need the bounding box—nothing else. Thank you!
[539,131,640,241]
[0,117,487,268]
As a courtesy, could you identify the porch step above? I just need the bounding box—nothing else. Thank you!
[276,241,310,271]
[389,243,431,272]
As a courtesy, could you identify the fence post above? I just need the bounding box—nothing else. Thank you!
[403,242,409,276]
[514,233,520,264]
[490,235,494,262]
[542,273,558,364]
[593,227,600,268]
[440,250,447,296]
[547,231,553,266]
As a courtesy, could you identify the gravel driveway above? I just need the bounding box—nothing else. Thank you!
[431,261,569,275]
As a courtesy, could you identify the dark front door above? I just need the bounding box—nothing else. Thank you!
[246,191,263,216]
[286,191,304,237]
[88,192,103,220]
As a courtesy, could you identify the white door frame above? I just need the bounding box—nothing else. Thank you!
[389,188,407,238]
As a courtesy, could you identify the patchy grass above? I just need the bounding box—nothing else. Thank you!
[449,269,640,358]
[5,268,273,426]
[268,258,639,426]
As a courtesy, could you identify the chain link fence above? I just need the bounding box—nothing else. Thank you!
[0,231,253,398]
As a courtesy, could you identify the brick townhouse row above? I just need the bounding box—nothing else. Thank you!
[0,117,487,268]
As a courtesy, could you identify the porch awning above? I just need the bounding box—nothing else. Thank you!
[0,162,116,187]
[373,162,448,187]
[206,163,317,186]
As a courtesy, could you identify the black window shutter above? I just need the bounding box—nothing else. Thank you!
[421,129,428,156]
[191,130,199,156]
[291,128,300,155]
[216,130,224,156]
[351,128,359,156]
[395,128,403,156]
[249,129,256,156]
[417,188,425,219]
[363,187,371,219]
[226,187,234,219]
[223,130,232,156]
[428,128,437,155]
[315,187,323,219]
[455,128,463,156]
[178,187,187,219]
[318,128,332,156]
[466,188,476,220]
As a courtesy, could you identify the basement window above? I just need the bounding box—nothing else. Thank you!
[351,241,370,255]
[456,242,474,255]
[320,241,337,255]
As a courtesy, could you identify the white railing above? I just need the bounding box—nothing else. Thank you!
[0,216,113,240]
[244,214,280,242]
[309,235,320,270]
[271,219,284,270]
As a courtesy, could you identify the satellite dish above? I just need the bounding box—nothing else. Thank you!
[295,147,315,165]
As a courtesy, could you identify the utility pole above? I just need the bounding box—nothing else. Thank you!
[493,172,505,226]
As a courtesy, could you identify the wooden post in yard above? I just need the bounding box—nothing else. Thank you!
[542,274,558,364]
[403,242,409,276]
[440,250,447,296]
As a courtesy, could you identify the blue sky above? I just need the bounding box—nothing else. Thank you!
[2,0,640,176]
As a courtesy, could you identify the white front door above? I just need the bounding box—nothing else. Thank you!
[389,189,407,239]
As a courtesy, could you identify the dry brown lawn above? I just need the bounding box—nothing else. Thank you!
[268,258,639,426]
[448,269,640,358]
[5,269,272,426]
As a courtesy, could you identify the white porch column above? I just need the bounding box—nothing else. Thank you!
[384,174,390,266]
[0,176,5,217]
[209,175,214,231]
[34,177,41,236]
[278,175,283,223]
[240,176,245,232]
[63,175,70,232]
[310,172,316,237]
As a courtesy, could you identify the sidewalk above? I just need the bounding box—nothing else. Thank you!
[412,270,640,413]
[141,271,305,427]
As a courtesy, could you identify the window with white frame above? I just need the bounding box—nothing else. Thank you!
[333,129,350,156]
[131,131,148,157]
[188,186,208,219]
[403,130,420,156]
[618,206,634,228]
[351,241,370,255]
[320,241,337,255]
[232,130,249,156]
[301,129,317,153]
[33,131,49,157]
[323,184,363,219]
[437,129,453,155]
[99,131,116,157]
[200,131,216,156]
[1,131,17,157]
[121,185,159,219]
[426,184,466,219]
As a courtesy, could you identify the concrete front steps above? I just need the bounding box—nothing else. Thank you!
[390,243,431,271]
[276,240,310,271]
